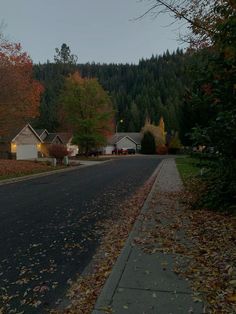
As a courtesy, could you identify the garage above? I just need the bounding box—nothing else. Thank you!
[16,144,38,160]
[104,145,114,155]
[9,124,43,160]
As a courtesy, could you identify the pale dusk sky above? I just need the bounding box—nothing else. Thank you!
[0,0,187,64]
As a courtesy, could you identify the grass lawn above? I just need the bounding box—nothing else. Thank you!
[0,160,65,180]
[175,156,201,184]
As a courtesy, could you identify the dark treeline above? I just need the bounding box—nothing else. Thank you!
[33,49,195,144]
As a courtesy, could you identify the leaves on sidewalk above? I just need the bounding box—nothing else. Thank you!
[135,189,236,314]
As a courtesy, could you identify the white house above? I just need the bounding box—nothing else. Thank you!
[104,133,142,154]
[0,124,43,160]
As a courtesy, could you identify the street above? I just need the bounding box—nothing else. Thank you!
[0,156,162,313]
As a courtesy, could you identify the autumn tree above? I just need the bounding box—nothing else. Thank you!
[59,72,114,153]
[141,117,166,149]
[0,34,44,137]
[141,0,234,48]
[142,1,236,211]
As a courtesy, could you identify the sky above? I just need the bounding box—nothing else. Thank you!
[0,0,187,64]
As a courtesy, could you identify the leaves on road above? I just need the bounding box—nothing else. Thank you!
[51,175,157,314]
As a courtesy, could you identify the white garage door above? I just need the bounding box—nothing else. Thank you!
[104,146,114,154]
[16,145,38,160]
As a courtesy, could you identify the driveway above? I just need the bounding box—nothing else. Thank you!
[0,156,162,313]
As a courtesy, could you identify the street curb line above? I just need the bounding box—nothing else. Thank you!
[92,159,167,313]
[0,159,112,186]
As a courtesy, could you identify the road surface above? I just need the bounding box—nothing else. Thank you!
[0,156,162,313]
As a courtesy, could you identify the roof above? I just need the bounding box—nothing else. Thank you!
[44,133,63,144]
[107,133,142,145]
[11,124,43,143]
[56,132,73,144]
[35,129,48,137]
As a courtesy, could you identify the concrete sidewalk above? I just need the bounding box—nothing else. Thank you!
[92,158,204,314]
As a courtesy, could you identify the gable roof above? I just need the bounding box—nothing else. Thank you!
[11,124,43,143]
[44,133,63,144]
[107,133,142,145]
[56,132,73,145]
[35,129,49,137]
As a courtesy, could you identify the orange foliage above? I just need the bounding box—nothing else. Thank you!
[156,144,168,155]
[0,160,52,177]
[0,39,44,137]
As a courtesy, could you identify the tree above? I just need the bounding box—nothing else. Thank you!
[141,117,166,148]
[54,43,78,65]
[0,35,44,137]
[34,49,192,134]
[140,0,233,48]
[141,131,156,154]
[168,131,182,154]
[142,0,236,211]
[59,72,114,153]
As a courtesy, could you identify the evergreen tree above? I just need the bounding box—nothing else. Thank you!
[141,131,156,154]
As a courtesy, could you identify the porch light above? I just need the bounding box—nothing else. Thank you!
[11,143,17,153]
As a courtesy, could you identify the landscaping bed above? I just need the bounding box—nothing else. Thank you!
[0,160,64,180]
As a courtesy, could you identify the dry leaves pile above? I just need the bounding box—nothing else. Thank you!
[137,190,236,314]
[52,175,156,314]
[0,160,53,177]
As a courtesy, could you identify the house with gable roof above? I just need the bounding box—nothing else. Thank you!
[0,124,78,160]
[0,124,43,160]
[104,132,142,154]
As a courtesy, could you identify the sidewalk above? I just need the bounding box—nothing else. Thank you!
[92,158,204,314]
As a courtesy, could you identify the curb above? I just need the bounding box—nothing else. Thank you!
[92,159,166,312]
[0,159,112,186]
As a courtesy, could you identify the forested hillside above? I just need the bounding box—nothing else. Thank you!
[33,49,194,142]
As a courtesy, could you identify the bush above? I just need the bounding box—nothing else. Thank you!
[168,132,182,154]
[157,145,168,155]
[141,131,156,154]
[198,158,236,213]
[48,144,69,163]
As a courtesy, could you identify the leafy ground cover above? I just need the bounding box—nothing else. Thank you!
[173,156,236,313]
[0,160,64,180]
[138,189,236,314]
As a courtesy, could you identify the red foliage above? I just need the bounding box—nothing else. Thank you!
[0,38,44,137]
[156,145,168,155]
[0,160,52,177]
[47,144,69,160]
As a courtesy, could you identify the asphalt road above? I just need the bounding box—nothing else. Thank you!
[0,156,162,313]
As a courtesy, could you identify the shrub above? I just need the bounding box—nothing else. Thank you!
[141,131,156,154]
[168,132,182,154]
[198,159,236,213]
[48,144,69,163]
[156,144,168,155]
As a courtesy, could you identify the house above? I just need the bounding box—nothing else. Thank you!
[35,129,79,157]
[57,133,78,156]
[35,129,49,141]
[104,132,143,154]
[0,124,43,160]
[40,133,64,157]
